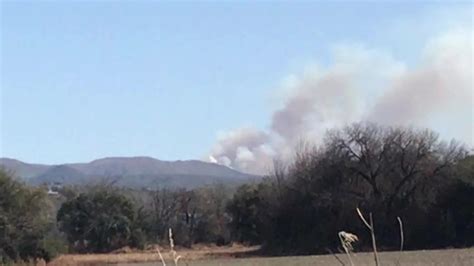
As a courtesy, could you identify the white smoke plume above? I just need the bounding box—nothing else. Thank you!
[209,128,275,174]
[209,29,473,175]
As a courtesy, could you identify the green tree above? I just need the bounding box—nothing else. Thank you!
[57,189,138,253]
[0,169,53,263]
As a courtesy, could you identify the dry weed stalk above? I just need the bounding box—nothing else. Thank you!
[338,231,359,266]
[168,228,181,266]
[156,246,166,266]
[155,228,181,266]
[356,208,379,266]
[397,216,404,251]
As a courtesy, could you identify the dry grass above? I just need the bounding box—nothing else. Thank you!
[47,244,259,266]
[47,213,464,266]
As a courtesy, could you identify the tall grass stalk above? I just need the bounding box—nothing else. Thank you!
[156,246,166,266]
[397,216,404,251]
[168,228,181,266]
[155,228,181,266]
[356,208,379,266]
[338,231,358,266]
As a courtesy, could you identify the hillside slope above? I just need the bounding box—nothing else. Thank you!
[0,157,258,188]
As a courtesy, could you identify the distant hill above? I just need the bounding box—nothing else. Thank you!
[33,165,87,185]
[0,158,50,178]
[0,157,259,188]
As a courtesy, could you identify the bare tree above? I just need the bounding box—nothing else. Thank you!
[325,123,466,216]
[150,189,180,240]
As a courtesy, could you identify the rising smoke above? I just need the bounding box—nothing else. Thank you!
[209,29,473,175]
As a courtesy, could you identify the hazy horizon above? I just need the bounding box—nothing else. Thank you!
[1,1,472,174]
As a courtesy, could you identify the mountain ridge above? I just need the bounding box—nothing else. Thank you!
[0,156,258,188]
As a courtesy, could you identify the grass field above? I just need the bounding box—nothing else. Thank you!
[49,247,474,266]
[111,248,474,266]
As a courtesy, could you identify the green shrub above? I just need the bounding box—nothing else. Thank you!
[57,188,140,253]
[0,169,53,263]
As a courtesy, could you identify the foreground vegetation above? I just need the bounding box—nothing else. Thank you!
[0,170,66,264]
[0,123,473,264]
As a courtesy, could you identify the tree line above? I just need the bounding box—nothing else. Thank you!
[1,123,473,264]
[0,173,235,263]
[227,123,474,253]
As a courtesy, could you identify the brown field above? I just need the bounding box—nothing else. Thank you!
[47,244,258,266]
[47,246,474,266]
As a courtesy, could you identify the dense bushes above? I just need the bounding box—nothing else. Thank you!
[57,188,143,253]
[427,181,474,248]
[227,123,473,254]
[226,184,264,244]
[0,169,57,263]
[56,185,233,252]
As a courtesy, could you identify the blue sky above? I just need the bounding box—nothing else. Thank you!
[0,1,472,165]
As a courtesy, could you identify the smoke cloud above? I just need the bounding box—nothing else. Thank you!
[209,128,275,174]
[208,29,473,175]
[368,29,472,125]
